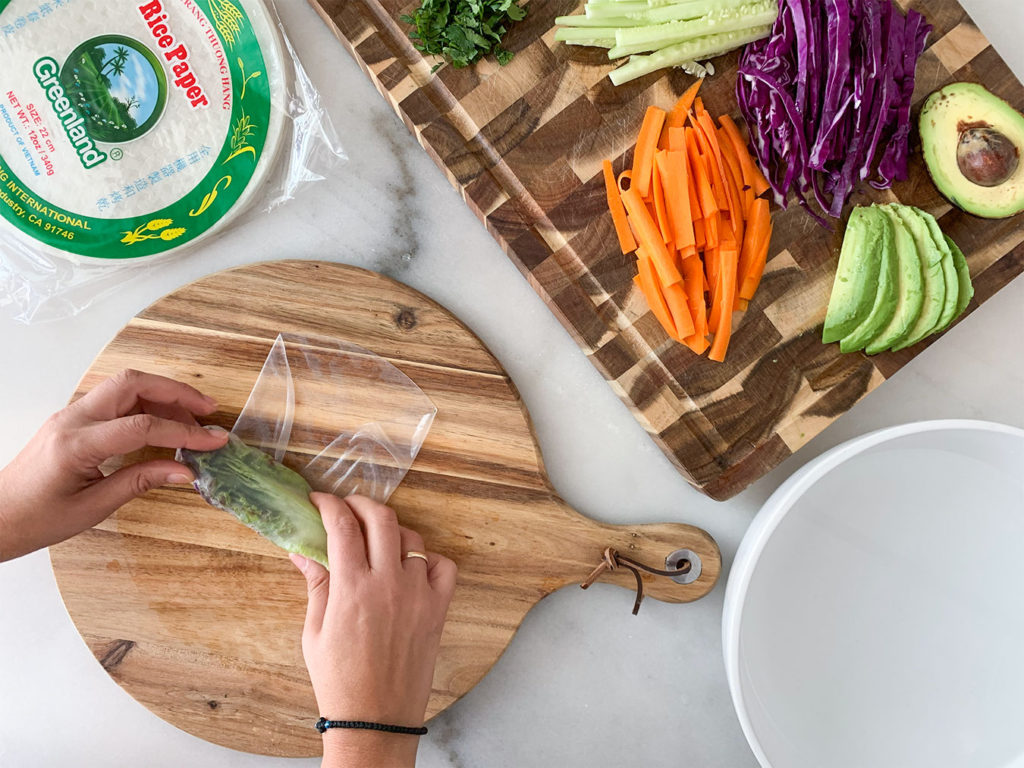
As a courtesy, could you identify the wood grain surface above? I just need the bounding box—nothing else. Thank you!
[309,0,1024,499]
[49,261,720,757]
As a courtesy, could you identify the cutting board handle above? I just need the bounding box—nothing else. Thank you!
[536,498,721,607]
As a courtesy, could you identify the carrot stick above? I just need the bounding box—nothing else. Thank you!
[681,255,709,351]
[704,210,720,250]
[621,186,682,286]
[710,229,738,332]
[645,201,660,235]
[686,153,703,220]
[668,126,687,152]
[651,151,672,245]
[717,128,749,234]
[694,96,705,115]
[656,150,695,257]
[739,198,772,300]
[718,154,745,246]
[708,252,723,335]
[736,297,749,311]
[659,86,695,151]
[683,330,711,355]
[718,114,770,197]
[635,249,678,338]
[618,170,633,193]
[685,128,717,220]
[663,281,696,339]
[633,273,677,340]
[658,129,671,152]
[603,160,636,255]
[717,126,747,195]
[709,242,739,362]
[740,227,772,301]
[737,197,764,285]
[664,79,703,130]
[694,218,706,251]
[632,106,666,200]
[693,111,730,214]
[706,245,720,333]
[659,86,697,151]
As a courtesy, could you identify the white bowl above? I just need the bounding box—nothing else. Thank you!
[724,420,1024,768]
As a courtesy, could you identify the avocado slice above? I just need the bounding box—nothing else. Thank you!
[865,207,924,355]
[839,207,899,353]
[920,82,1024,219]
[822,207,884,344]
[941,235,975,330]
[915,208,960,332]
[889,205,947,351]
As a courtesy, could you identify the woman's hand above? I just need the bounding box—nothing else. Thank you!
[0,369,229,562]
[291,493,457,768]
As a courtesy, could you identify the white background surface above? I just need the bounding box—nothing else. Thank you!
[1,1,1023,766]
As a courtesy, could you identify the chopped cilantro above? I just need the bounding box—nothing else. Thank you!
[400,0,527,71]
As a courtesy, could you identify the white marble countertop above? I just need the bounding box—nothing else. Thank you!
[2,2,1023,766]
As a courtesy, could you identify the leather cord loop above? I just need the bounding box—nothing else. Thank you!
[580,547,692,615]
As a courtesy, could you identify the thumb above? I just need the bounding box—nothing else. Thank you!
[78,459,193,522]
[290,553,329,635]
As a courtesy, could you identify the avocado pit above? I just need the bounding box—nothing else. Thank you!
[920,82,1024,219]
[956,124,1020,188]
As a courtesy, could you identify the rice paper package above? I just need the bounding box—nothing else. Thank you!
[0,0,343,322]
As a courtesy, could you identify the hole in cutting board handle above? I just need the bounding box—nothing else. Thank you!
[665,549,701,585]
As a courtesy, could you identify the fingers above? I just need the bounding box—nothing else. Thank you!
[426,552,458,600]
[77,459,195,524]
[138,400,201,427]
[310,493,368,575]
[290,554,329,635]
[74,370,218,422]
[345,495,402,572]
[78,415,229,462]
[399,526,427,572]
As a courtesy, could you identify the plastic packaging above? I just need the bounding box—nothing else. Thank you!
[0,0,344,323]
[231,333,437,503]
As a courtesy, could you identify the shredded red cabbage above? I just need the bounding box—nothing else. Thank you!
[736,0,931,226]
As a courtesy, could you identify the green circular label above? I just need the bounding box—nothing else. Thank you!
[60,35,168,144]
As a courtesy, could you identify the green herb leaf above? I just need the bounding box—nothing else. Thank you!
[180,433,330,568]
[401,0,525,70]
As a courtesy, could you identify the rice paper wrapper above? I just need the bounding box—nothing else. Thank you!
[230,333,436,502]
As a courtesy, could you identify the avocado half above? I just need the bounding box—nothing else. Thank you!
[920,82,1024,219]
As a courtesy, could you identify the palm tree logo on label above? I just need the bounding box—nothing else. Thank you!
[60,35,168,144]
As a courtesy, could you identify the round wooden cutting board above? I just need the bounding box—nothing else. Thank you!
[50,261,720,757]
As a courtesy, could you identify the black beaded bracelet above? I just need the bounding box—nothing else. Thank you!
[315,717,427,736]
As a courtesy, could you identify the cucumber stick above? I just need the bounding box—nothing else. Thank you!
[556,0,777,85]
[609,24,775,85]
[585,0,754,23]
[554,14,644,27]
[610,0,778,57]
[563,38,617,48]
[586,1,649,18]
[556,26,627,42]
[644,0,760,24]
